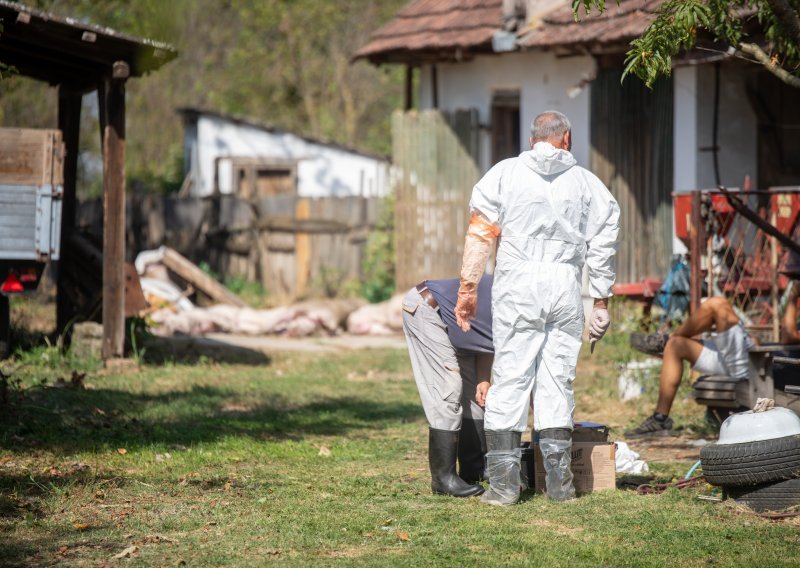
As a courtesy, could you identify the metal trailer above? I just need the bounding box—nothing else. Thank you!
[0,128,64,356]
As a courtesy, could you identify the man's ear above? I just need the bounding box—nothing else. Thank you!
[564,130,572,151]
[529,137,534,150]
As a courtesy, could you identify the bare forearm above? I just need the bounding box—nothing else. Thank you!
[783,301,800,344]
[475,353,494,382]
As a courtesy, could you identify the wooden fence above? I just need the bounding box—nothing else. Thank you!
[77,193,384,303]
[392,109,481,291]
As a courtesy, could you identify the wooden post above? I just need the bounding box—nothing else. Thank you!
[431,64,438,109]
[56,85,83,338]
[689,190,704,314]
[295,198,311,298]
[771,211,780,343]
[404,65,414,111]
[100,62,128,360]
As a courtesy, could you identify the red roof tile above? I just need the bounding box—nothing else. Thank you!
[355,0,664,64]
[521,0,663,49]
[353,0,503,63]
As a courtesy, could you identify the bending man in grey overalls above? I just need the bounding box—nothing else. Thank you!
[402,275,494,497]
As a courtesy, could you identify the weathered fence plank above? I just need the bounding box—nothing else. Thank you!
[77,193,382,304]
[392,109,480,291]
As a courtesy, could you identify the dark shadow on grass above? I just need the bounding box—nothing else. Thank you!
[0,384,422,454]
[139,335,271,365]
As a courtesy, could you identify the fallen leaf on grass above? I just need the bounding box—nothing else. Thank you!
[318,446,332,457]
[117,448,127,455]
[111,545,138,560]
[144,534,176,544]
[72,522,91,530]
[395,531,410,541]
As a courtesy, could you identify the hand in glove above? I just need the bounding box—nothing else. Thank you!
[455,282,478,332]
[455,211,500,332]
[588,307,611,341]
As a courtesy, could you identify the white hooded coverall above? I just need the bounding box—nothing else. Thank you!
[471,142,620,433]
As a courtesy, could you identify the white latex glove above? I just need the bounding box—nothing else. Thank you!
[588,308,611,341]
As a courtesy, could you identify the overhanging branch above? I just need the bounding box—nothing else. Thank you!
[739,42,800,88]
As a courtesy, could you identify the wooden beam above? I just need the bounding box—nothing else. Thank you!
[56,85,83,338]
[100,71,127,360]
[159,247,247,307]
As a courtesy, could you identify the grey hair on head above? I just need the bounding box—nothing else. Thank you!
[530,111,571,142]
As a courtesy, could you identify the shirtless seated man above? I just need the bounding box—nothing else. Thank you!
[626,297,755,437]
[627,283,800,437]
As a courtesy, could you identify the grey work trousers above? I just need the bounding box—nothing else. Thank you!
[401,287,485,431]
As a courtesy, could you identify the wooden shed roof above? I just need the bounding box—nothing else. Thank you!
[354,0,663,64]
[0,0,177,89]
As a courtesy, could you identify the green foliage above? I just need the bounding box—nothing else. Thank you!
[360,195,396,303]
[0,0,406,193]
[575,0,800,88]
[224,275,270,308]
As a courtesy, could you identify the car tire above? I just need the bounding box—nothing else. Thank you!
[726,478,800,513]
[700,435,800,487]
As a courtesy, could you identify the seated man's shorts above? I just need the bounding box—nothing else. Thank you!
[692,322,754,379]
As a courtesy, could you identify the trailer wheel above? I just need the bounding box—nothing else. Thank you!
[700,435,800,487]
[726,478,800,513]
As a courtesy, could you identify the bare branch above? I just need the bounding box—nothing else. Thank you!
[739,42,800,88]
[765,0,800,45]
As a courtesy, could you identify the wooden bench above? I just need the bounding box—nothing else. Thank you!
[692,345,800,415]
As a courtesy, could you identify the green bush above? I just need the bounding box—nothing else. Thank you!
[361,195,395,303]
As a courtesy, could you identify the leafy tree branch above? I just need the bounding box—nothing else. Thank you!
[573,0,800,88]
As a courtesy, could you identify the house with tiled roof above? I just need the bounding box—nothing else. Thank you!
[355,0,800,285]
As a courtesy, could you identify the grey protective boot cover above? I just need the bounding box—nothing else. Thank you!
[480,430,522,506]
[539,428,576,502]
[458,418,487,483]
[429,428,485,497]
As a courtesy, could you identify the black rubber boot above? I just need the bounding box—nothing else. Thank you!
[429,428,485,497]
[480,430,523,506]
[458,418,487,483]
[539,428,576,502]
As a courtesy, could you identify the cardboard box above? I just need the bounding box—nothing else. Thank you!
[521,442,616,495]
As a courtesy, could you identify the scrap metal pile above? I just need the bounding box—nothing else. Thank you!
[674,188,800,341]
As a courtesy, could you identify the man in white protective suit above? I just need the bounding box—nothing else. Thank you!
[455,111,620,505]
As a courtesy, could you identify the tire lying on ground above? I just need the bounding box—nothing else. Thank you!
[700,434,800,487]
[725,478,800,513]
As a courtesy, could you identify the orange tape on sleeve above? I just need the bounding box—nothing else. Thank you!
[467,211,501,240]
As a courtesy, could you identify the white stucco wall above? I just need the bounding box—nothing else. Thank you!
[187,115,389,198]
[695,63,758,190]
[672,63,758,253]
[673,63,758,192]
[418,51,595,172]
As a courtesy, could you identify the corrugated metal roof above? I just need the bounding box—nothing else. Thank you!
[355,0,665,64]
[178,108,389,162]
[353,0,503,64]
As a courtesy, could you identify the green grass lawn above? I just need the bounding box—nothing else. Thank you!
[1,338,798,566]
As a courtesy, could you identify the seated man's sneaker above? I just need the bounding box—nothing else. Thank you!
[629,332,670,357]
[624,413,674,438]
